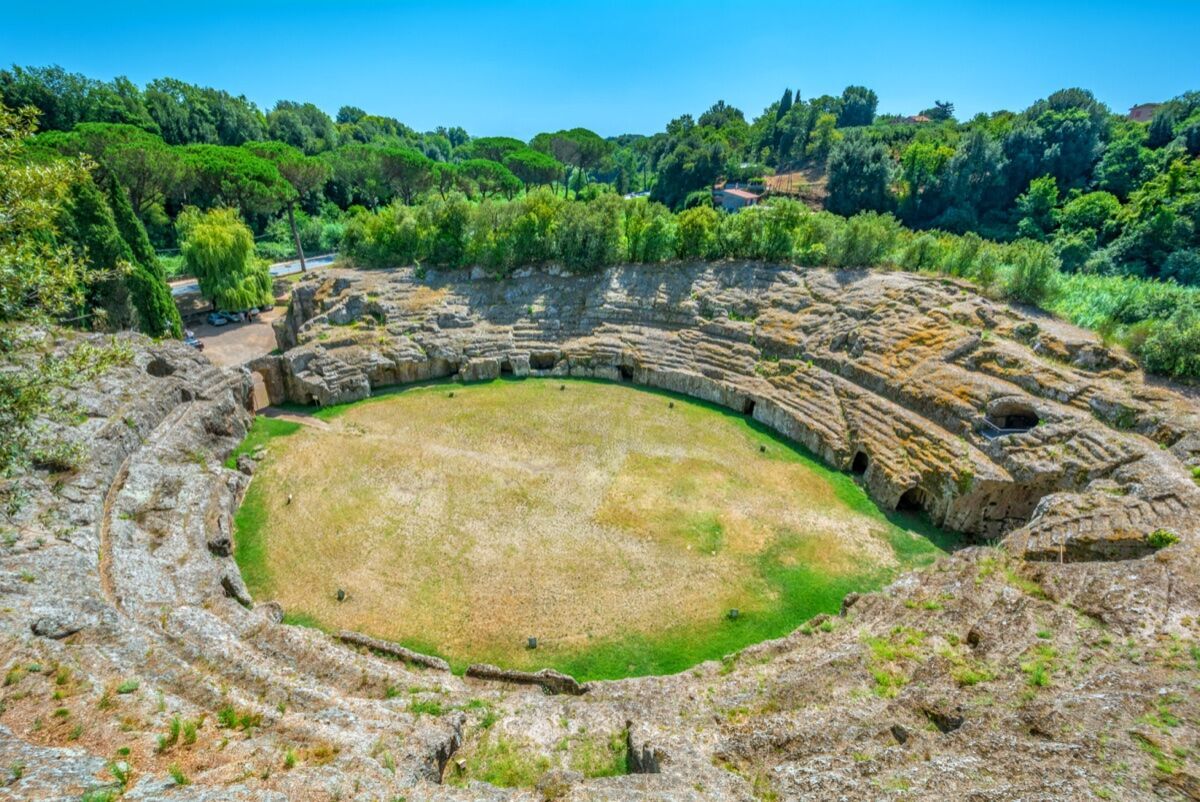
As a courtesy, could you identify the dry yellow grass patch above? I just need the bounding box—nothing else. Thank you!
[243,379,928,674]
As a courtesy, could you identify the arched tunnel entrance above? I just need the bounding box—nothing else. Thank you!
[896,486,931,513]
[851,451,869,475]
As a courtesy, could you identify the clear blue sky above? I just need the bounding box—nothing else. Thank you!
[4,1,1197,139]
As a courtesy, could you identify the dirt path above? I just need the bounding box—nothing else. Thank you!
[192,307,284,368]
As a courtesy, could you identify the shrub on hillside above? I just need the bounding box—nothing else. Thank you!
[334,191,1200,381]
[828,212,901,268]
[1139,305,1200,378]
[556,192,624,271]
[1001,240,1060,305]
[623,199,677,263]
[675,205,720,260]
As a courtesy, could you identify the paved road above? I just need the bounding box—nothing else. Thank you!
[170,253,336,297]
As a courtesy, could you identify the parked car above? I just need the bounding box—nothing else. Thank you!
[184,334,204,351]
[218,310,244,323]
[244,307,260,320]
[206,312,230,326]
[258,303,273,313]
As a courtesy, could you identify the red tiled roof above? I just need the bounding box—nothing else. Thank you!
[723,188,759,200]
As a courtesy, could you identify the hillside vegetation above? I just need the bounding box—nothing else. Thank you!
[2,65,1199,380]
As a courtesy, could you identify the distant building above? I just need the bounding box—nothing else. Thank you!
[713,185,762,212]
[1129,103,1162,122]
[905,114,933,124]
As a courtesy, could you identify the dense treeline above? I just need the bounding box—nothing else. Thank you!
[6,66,1197,289]
[2,64,1198,380]
[649,86,1200,287]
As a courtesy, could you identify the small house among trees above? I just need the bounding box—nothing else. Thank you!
[713,185,763,212]
[1128,103,1162,122]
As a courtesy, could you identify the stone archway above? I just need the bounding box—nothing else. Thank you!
[896,486,931,512]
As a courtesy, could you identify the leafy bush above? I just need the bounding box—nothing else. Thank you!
[556,192,625,271]
[1139,305,1200,378]
[828,211,901,268]
[623,199,677,263]
[1002,239,1060,305]
[1148,528,1180,549]
[675,205,720,260]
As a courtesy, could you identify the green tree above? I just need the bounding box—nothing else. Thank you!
[0,104,88,322]
[939,130,1007,229]
[837,86,878,127]
[532,128,610,197]
[826,133,893,216]
[1058,191,1121,243]
[144,78,265,146]
[0,65,156,133]
[60,174,137,329]
[1147,110,1176,149]
[897,141,954,226]
[178,207,272,310]
[378,146,434,204]
[244,141,330,269]
[458,159,521,199]
[648,117,729,210]
[675,205,720,260]
[64,123,185,217]
[104,173,182,337]
[182,144,291,218]
[1095,125,1151,199]
[1015,175,1060,239]
[266,101,338,154]
[465,136,525,162]
[503,148,562,189]
[920,101,955,122]
[556,193,625,270]
[806,112,841,162]
[623,199,677,262]
[322,144,392,208]
[431,161,458,199]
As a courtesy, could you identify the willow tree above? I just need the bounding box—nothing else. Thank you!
[244,140,329,270]
[179,207,272,310]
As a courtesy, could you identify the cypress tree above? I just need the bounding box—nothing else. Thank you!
[103,174,182,337]
[1148,111,1175,149]
[62,175,136,330]
[104,173,158,274]
[776,88,793,121]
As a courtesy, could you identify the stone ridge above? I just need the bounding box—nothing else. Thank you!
[1,264,1198,801]
[260,262,1200,559]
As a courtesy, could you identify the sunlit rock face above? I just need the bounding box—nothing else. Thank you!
[264,262,1200,557]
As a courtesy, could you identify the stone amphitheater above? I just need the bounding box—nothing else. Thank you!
[3,261,1200,801]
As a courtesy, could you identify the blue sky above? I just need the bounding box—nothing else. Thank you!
[4,1,1197,139]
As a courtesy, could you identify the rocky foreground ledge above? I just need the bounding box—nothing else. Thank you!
[2,262,1199,801]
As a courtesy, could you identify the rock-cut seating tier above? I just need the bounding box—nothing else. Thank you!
[3,262,1199,802]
